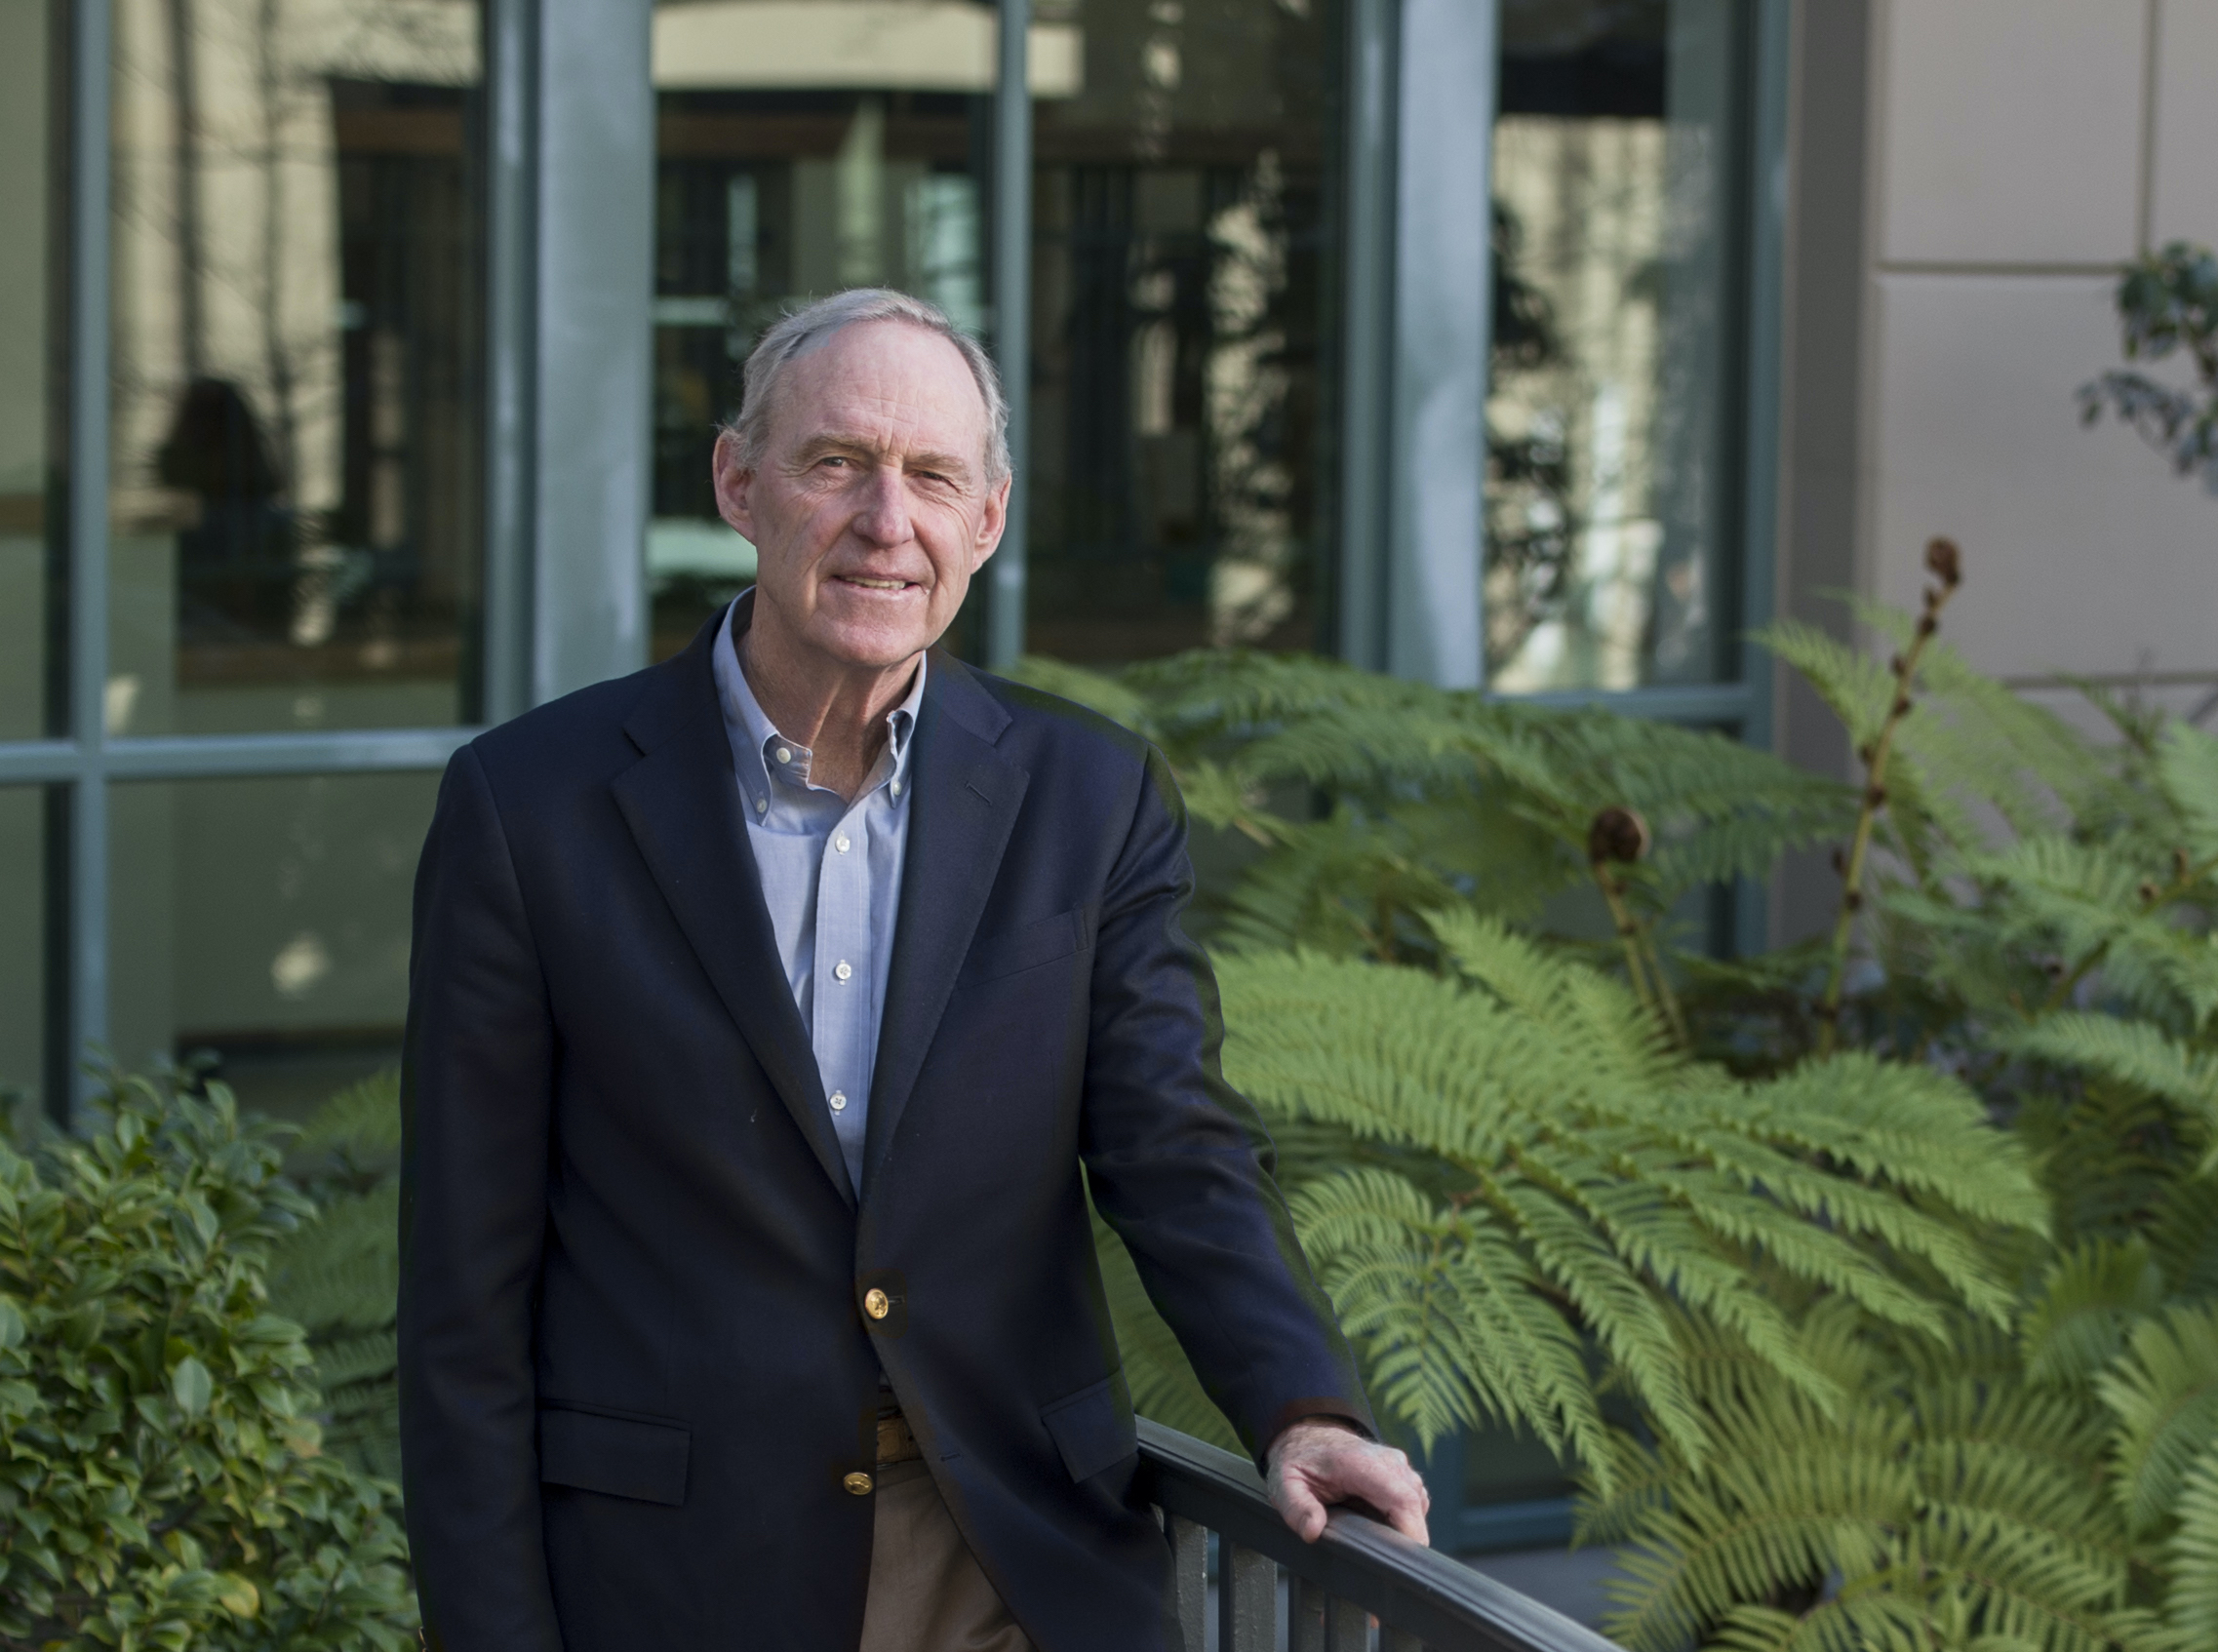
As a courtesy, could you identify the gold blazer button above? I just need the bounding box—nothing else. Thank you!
[863,1287,891,1319]
[844,1471,874,1496]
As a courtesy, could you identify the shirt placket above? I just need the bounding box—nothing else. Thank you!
[813,793,875,1178]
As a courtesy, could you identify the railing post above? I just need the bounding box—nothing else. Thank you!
[1328,1597,1371,1651]
[1168,1515,1208,1652]
[1220,1543,1277,1651]
[1295,1575,1374,1651]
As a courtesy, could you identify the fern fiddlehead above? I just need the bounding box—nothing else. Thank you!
[1818,536,1962,1052]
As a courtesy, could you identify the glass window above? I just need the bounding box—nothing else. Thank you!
[0,789,48,1104]
[649,0,997,661]
[0,0,59,742]
[108,771,437,1121]
[105,2,488,736]
[1485,0,1743,692]
[1027,0,1347,663]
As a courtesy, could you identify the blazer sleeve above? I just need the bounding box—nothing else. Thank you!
[397,743,564,1652]
[1077,746,1374,1465]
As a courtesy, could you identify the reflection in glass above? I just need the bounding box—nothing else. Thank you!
[109,771,437,1121]
[106,1,486,736]
[1028,0,1345,662]
[649,0,1005,660]
[0,790,46,1104]
[1485,0,1741,692]
[1,2,59,741]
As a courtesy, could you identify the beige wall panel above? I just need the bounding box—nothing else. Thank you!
[1877,0,2145,264]
[1868,273,2218,678]
[2152,0,2218,246]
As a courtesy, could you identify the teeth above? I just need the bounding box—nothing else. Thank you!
[845,577,907,590]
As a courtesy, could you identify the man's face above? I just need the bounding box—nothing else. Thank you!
[714,320,1007,672]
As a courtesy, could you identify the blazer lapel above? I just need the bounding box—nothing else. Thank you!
[610,622,854,1208]
[861,656,1027,1197]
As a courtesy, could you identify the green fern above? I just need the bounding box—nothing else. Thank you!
[1015,594,2218,1649]
[1203,924,2044,1475]
[2099,1306,2218,1538]
[265,1070,404,1476]
[2167,1444,2218,1642]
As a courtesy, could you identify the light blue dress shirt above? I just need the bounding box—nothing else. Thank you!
[712,594,923,1194]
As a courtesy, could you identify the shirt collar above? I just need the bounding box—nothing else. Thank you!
[714,590,926,804]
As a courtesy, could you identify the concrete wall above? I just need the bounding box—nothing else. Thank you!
[1861,0,2218,709]
[1772,0,2218,938]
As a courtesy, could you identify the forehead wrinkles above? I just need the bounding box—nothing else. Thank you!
[785,356,986,473]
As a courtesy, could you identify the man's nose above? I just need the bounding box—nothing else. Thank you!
[852,465,913,546]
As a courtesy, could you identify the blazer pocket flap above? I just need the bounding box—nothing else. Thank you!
[1041,1371,1136,1482]
[962,907,1090,984]
[538,1406,692,1506]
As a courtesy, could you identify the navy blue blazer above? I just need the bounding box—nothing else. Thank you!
[397,611,1371,1652]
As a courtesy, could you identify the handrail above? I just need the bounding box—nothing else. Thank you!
[1134,1419,1624,1652]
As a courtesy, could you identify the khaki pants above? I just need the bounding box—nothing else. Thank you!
[858,1460,1036,1652]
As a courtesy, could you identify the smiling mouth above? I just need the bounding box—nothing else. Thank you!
[835,575,917,592]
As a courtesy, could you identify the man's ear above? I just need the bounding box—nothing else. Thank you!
[712,429,758,540]
[970,472,1012,573]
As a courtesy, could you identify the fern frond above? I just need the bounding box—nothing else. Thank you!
[265,1184,403,1336]
[2020,1239,2168,1389]
[1008,656,1157,735]
[2167,1442,2218,1643]
[1752,619,1894,748]
[295,1068,403,1160]
[1290,1168,1606,1462]
[1734,1053,2051,1236]
[2156,723,2218,863]
[1603,1399,1914,1652]
[2100,1304,2218,1535]
[1212,942,2045,1478]
[2004,1015,2218,1139]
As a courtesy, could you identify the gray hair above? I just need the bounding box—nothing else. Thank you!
[728,289,1011,485]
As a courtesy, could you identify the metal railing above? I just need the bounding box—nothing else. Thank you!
[1136,1419,1624,1652]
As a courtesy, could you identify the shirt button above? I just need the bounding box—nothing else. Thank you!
[835,835,851,853]
[890,780,902,798]
[775,746,792,765]
[754,796,767,814]
[834,961,852,982]
[844,1471,874,1496]
[829,1090,848,1112]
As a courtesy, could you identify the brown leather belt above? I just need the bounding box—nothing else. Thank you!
[876,1409,923,1466]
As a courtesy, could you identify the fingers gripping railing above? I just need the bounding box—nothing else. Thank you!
[1135,1419,1624,1652]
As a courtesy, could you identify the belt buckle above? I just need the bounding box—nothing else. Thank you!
[875,1411,921,1466]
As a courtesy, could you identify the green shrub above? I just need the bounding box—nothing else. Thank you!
[0,1072,416,1651]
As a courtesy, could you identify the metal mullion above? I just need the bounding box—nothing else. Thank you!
[0,742,87,785]
[1333,0,1397,672]
[481,0,535,727]
[1732,0,1793,957]
[64,0,113,1118]
[985,0,1031,671]
[1496,681,1755,726]
[1735,0,1791,753]
[102,728,478,779]
[1385,0,1493,688]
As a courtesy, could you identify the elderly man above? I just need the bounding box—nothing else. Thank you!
[398,289,1427,1652]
